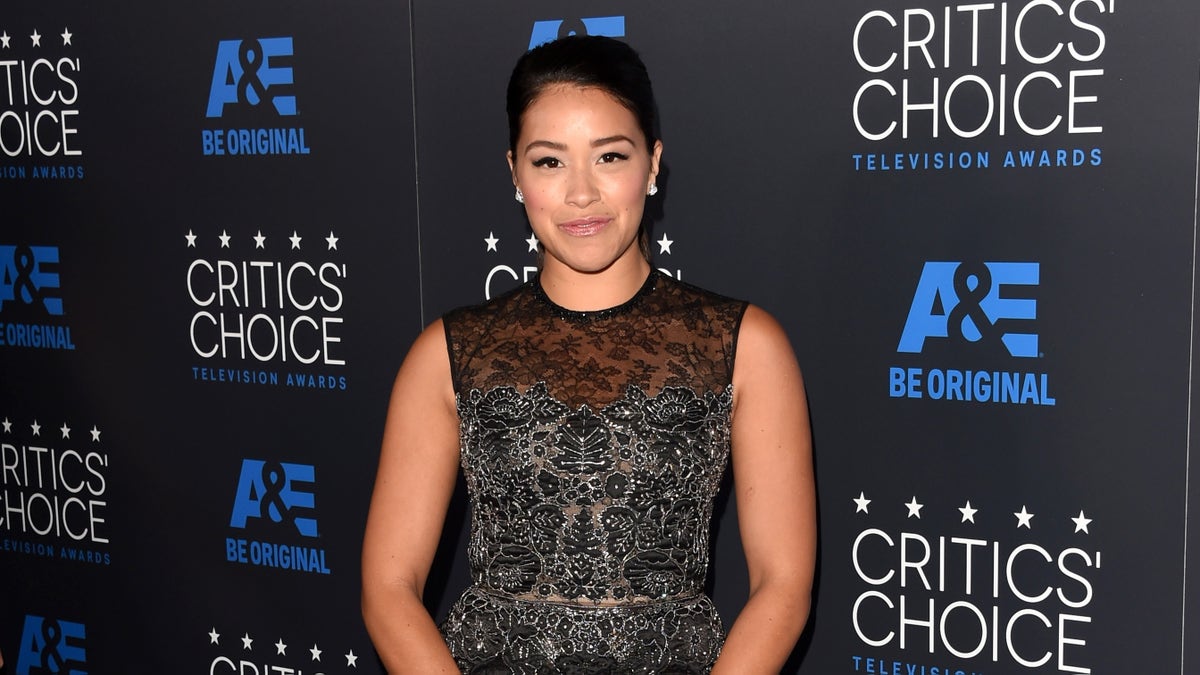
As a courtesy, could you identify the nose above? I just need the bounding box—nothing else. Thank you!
[564,165,601,208]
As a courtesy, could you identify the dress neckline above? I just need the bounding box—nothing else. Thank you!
[532,269,660,323]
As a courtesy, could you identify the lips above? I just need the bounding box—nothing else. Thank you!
[557,216,612,237]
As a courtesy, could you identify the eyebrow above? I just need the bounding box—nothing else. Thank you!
[523,135,637,155]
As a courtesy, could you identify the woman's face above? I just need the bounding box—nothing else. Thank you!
[509,84,662,276]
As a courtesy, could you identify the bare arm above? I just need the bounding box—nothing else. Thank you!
[711,305,817,673]
[361,319,462,673]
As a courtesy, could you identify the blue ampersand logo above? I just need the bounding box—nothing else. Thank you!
[229,458,319,537]
[0,245,64,315]
[528,16,625,49]
[898,261,1039,358]
[206,37,298,117]
[15,615,87,675]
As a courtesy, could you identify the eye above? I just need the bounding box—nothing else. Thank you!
[598,152,629,164]
[531,156,561,168]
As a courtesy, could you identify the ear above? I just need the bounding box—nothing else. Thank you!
[506,150,516,185]
[648,140,663,189]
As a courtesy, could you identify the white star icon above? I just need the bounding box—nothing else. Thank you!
[346,650,359,667]
[310,644,323,661]
[241,633,254,650]
[853,491,871,514]
[185,230,197,247]
[904,496,924,519]
[2,418,11,433]
[525,233,539,253]
[31,30,41,47]
[289,231,302,250]
[31,420,41,436]
[1,32,10,49]
[208,628,220,645]
[656,233,674,255]
[219,230,231,248]
[275,638,287,655]
[60,423,70,439]
[253,231,266,249]
[90,425,101,442]
[61,28,72,46]
[484,232,499,252]
[959,501,978,523]
[326,231,339,250]
[1072,510,1093,534]
[1014,506,1035,529]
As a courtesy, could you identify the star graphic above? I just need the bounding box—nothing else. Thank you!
[31,30,41,47]
[241,633,254,650]
[2,418,11,433]
[208,628,220,645]
[289,231,302,250]
[525,233,539,253]
[61,28,72,46]
[275,638,287,655]
[1,32,10,49]
[326,231,339,250]
[1014,506,1034,529]
[853,491,871,514]
[253,231,266,249]
[219,230,231,248]
[484,232,499,252]
[310,644,323,661]
[959,500,978,523]
[346,650,359,667]
[1072,510,1093,534]
[656,233,674,255]
[60,423,70,439]
[90,425,101,442]
[904,496,924,519]
[185,230,197,247]
[31,420,41,436]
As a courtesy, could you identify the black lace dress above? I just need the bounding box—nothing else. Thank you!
[438,270,748,674]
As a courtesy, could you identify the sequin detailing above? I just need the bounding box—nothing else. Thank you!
[440,272,747,673]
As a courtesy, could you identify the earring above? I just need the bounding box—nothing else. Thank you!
[515,187,525,203]
[648,184,658,196]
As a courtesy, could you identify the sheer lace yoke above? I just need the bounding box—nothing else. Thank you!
[446,272,745,409]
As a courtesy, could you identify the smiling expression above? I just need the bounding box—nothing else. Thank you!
[509,85,662,277]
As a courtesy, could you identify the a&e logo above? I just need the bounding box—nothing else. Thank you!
[202,37,310,156]
[226,458,330,575]
[898,261,1039,358]
[890,261,1053,406]
[0,245,75,350]
[528,16,625,49]
[0,245,63,316]
[229,459,317,536]
[206,38,296,118]
[15,615,87,675]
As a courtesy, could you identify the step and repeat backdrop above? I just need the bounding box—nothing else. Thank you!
[3,1,1199,673]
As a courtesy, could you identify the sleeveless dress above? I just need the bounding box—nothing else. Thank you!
[439,270,748,674]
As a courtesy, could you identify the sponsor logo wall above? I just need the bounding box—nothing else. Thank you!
[3,1,1199,673]
[2,0,420,671]
[0,24,85,180]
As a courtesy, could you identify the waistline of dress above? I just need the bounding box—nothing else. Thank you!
[468,583,708,610]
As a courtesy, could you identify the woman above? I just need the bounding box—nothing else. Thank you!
[362,35,815,673]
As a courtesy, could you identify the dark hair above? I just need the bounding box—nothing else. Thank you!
[506,35,659,155]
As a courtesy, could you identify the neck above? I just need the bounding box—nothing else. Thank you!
[538,254,652,312]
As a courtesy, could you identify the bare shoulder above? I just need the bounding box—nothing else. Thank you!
[734,305,802,388]
[737,304,791,347]
[390,317,456,415]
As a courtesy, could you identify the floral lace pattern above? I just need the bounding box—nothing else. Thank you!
[440,272,747,673]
